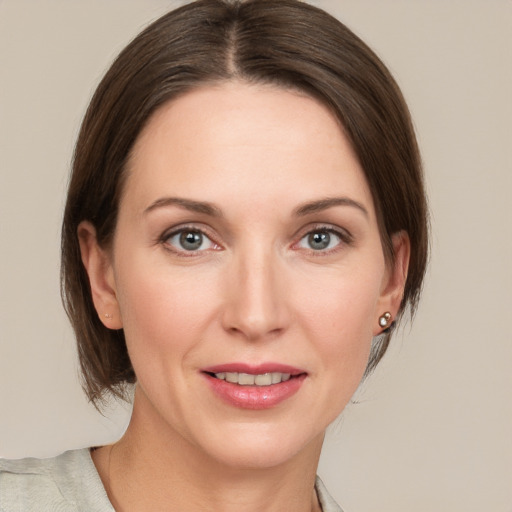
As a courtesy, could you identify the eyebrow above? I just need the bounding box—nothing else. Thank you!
[293,197,369,217]
[143,197,222,217]
[143,195,368,219]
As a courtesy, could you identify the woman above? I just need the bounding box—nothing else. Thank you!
[0,0,428,510]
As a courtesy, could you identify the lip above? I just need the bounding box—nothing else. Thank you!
[202,362,305,375]
[202,362,307,410]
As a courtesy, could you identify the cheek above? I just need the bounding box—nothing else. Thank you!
[293,263,383,381]
[299,264,381,336]
[114,254,219,366]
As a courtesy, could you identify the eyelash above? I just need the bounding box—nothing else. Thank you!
[159,224,221,257]
[159,223,353,257]
[293,224,353,255]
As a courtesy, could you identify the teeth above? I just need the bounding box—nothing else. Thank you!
[255,373,272,386]
[214,372,293,386]
[238,373,255,385]
[225,372,238,383]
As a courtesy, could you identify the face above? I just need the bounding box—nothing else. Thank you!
[81,82,408,470]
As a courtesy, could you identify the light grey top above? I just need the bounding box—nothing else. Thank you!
[0,448,343,511]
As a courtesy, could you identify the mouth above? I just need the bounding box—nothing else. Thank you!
[202,364,307,409]
[206,371,295,386]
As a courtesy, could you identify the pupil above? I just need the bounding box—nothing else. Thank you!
[180,231,202,250]
[309,231,330,250]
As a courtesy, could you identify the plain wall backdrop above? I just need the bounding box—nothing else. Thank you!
[0,1,511,511]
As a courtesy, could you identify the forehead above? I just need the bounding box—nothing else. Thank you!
[123,81,374,217]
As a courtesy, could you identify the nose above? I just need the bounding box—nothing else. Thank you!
[221,245,290,341]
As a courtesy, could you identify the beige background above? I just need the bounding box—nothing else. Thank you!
[1,1,511,511]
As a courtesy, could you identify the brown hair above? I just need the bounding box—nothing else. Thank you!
[61,0,429,404]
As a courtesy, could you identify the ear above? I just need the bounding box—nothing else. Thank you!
[373,231,410,336]
[77,221,123,330]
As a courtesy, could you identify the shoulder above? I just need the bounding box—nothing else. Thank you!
[315,475,345,512]
[0,448,114,512]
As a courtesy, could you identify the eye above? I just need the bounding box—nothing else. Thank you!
[165,229,217,253]
[297,228,345,252]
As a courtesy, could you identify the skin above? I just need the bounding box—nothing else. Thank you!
[79,82,409,512]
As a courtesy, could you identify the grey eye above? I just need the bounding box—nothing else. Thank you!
[166,230,215,252]
[298,230,342,251]
[308,232,331,250]
[179,231,203,250]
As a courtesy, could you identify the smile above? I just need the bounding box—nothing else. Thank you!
[202,364,307,410]
[212,372,291,386]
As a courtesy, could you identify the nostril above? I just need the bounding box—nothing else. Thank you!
[220,273,290,340]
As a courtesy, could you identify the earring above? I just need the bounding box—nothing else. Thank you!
[378,312,392,329]
[104,313,113,319]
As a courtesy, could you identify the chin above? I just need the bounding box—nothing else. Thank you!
[189,419,325,471]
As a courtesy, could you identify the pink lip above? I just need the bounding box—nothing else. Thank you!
[202,362,305,375]
[202,362,307,410]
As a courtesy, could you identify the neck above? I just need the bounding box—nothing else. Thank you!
[95,387,324,512]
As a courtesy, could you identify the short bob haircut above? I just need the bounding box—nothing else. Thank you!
[61,0,429,404]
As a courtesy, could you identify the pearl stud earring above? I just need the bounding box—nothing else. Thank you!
[378,312,392,329]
